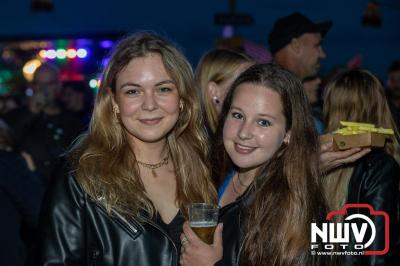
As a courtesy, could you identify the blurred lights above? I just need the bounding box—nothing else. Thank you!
[66,49,77,58]
[38,48,88,60]
[46,49,57,59]
[99,40,113,49]
[56,49,67,59]
[77,48,88,58]
[39,49,47,58]
[23,59,42,81]
[89,78,101,89]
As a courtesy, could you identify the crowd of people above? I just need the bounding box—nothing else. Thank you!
[0,11,399,266]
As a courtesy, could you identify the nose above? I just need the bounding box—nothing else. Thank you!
[142,91,157,111]
[238,121,253,140]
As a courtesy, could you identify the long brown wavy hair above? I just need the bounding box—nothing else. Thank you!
[323,69,400,213]
[213,63,327,265]
[70,32,217,219]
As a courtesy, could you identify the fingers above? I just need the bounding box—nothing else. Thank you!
[321,147,371,172]
[180,234,189,246]
[335,148,371,165]
[320,141,333,153]
[212,223,223,247]
[182,222,199,243]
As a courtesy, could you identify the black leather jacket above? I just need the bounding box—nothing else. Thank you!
[217,191,326,266]
[39,173,180,266]
[342,150,400,266]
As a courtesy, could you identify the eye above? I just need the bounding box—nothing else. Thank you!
[158,87,173,93]
[231,112,243,120]
[126,88,139,95]
[258,119,271,127]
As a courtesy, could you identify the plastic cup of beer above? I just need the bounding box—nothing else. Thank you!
[188,203,219,245]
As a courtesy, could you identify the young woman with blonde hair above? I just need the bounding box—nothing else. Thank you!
[39,32,217,265]
[195,48,254,133]
[323,69,400,265]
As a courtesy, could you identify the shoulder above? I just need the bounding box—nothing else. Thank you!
[349,150,399,201]
[44,169,87,210]
[353,150,399,181]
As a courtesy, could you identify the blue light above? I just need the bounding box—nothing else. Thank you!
[99,40,113,49]
[77,48,88,58]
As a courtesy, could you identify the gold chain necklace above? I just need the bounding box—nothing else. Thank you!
[137,155,169,178]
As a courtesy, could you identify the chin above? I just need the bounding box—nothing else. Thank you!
[231,158,261,170]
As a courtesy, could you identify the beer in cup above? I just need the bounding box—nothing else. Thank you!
[188,203,219,244]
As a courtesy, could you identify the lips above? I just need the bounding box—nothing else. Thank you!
[234,143,256,154]
[139,117,163,125]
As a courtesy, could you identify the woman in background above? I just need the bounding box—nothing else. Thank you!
[180,63,328,266]
[195,48,254,134]
[39,32,217,265]
[323,69,400,266]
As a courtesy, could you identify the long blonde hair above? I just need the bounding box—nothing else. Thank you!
[323,69,400,212]
[71,32,217,218]
[195,49,254,132]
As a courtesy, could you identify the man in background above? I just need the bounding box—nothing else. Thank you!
[268,12,332,79]
[5,63,84,185]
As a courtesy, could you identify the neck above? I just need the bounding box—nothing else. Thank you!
[274,52,306,79]
[237,167,258,186]
[130,138,168,163]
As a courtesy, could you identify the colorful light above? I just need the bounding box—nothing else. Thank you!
[46,49,57,59]
[23,59,42,81]
[56,49,67,59]
[39,49,47,58]
[38,48,89,60]
[89,79,98,89]
[66,49,77,59]
[99,40,113,49]
[76,48,88,58]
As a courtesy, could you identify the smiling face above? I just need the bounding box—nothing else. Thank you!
[113,53,180,146]
[223,83,289,171]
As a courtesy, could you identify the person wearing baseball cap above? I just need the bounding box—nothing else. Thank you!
[268,12,332,79]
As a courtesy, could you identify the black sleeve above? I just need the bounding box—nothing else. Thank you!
[344,154,400,266]
[38,173,86,265]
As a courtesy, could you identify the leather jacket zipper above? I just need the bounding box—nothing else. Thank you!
[112,210,138,233]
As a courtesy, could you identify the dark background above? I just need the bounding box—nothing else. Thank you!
[0,0,399,80]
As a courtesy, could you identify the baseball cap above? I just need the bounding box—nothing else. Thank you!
[268,12,332,55]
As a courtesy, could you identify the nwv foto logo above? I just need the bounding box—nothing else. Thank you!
[311,204,389,255]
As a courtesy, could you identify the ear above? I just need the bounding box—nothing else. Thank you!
[283,131,291,145]
[289,38,301,55]
[110,93,120,114]
[207,81,221,104]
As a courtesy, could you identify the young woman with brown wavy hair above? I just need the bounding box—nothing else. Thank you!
[323,69,400,265]
[39,32,217,265]
[180,63,328,266]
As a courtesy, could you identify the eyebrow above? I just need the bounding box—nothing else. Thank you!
[230,106,277,120]
[119,80,175,89]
